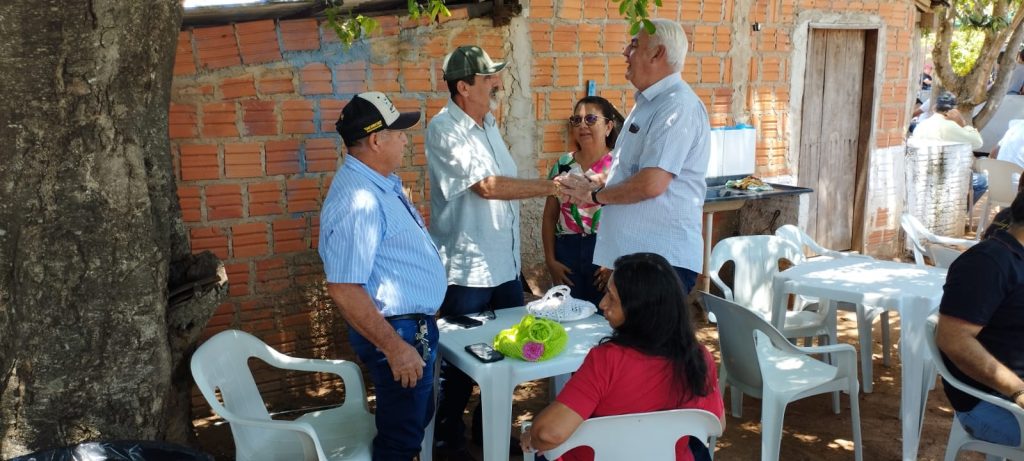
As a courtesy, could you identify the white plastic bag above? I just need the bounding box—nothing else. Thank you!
[525,285,598,322]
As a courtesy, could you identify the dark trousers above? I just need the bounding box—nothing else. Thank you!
[554,234,604,305]
[349,318,438,461]
[435,278,525,449]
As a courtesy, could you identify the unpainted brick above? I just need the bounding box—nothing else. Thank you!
[180,144,220,181]
[281,100,316,134]
[232,222,270,258]
[224,143,263,178]
[258,69,295,95]
[280,18,320,52]
[248,181,284,216]
[206,184,244,221]
[221,74,257,99]
[169,103,197,139]
[242,100,278,136]
[273,218,308,253]
[301,63,333,95]
[236,20,283,64]
[201,102,239,138]
[305,138,339,173]
[190,226,229,259]
[175,31,196,76]
[266,140,301,175]
[194,25,241,70]
[178,186,202,222]
[287,178,321,212]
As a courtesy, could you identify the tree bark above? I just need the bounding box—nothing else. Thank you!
[931,0,1024,130]
[0,1,224,457]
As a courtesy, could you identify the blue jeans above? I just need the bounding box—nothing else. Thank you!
[349,318,438,461]
[554,234,603,305]
[972,172,989,205]
[956,399,1022,446]
[435,278,525,449]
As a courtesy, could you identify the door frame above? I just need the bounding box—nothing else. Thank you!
[788,14,885,253]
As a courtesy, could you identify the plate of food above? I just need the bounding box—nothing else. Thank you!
[724,175,773,191]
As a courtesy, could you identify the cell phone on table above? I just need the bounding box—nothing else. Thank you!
[465,343,504,363]
[446,314,483,328]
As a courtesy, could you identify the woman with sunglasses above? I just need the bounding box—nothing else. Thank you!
[542,96,624,304]
[521,252,725,460]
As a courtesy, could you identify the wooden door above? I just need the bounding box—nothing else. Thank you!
[798,29,868,251]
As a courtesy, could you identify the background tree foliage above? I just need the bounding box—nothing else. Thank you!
[931,0,1024,129]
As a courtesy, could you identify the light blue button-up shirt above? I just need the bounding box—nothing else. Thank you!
[594,74,711,273]
[318,156,447,317]
[425,100,520,287]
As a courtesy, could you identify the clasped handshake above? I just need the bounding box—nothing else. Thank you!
[554,172,602,205]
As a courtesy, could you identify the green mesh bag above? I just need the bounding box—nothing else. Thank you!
[493,315,568,362]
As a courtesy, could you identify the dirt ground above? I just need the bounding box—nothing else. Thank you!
[194,310,987,461]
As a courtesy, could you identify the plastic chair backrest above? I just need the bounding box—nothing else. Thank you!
[541,409,723,461]
[702,293,794,395]
[975,157,1023,207]
[900,214,932,266]
[927,244,963,269]
[708,235,803,317]
[774,224,835,258]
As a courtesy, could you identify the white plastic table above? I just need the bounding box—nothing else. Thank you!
[430,307,611,461]
[770,258,947,461]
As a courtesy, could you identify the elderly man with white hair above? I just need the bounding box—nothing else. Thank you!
[560,18,711,295]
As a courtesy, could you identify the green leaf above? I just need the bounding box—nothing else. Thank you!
[629,21,641,35]
[642,18,655,34]
[618,0,629,16]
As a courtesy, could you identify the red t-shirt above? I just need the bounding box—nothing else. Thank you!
[554,342,723,461]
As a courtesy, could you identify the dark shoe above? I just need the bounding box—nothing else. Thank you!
[435,446,476,461]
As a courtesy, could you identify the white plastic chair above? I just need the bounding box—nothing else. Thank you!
[191,330,375,461]
[901,213,977,266]
[927,243,965,269]
[708,235,835,342]
[775,224,891,393]
[926,318,1024,461]
[703,293,863,461]
[521,409,722,461]
[974,158,1023,237]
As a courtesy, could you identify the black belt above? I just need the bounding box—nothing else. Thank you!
[385,313,433,322]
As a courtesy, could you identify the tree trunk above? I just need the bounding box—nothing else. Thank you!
[0,1,224,457]
[932,0,1024,130]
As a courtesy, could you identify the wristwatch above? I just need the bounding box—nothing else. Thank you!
[590,187,604,205]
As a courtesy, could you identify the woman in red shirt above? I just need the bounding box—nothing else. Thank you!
[521,252,725,461]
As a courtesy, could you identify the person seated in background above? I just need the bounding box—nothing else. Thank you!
[936,190,1024,448]
[992,119,1024,169]
[520,252,725,461]
[1007,49,1024,95]
[981,182,1024,240]
[911,91,988,204]
[542,96,624,305]
[921,62,933,91]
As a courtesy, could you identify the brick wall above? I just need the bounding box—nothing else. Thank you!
[171,0,922,413]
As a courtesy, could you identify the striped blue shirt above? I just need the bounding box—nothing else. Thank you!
[318,156,447,317]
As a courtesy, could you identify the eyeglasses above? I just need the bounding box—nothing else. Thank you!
[568,114,610,127]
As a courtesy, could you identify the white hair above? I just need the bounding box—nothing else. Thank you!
[646,19,687,72]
